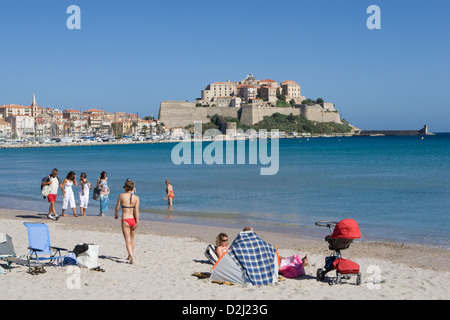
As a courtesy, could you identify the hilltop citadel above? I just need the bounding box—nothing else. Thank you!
[158,73,356,133]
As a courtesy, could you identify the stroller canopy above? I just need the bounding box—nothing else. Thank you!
[331,219,361,239]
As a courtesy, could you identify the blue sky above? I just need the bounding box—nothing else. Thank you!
[1,0,449,131]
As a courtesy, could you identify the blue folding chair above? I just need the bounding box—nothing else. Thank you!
[23,222,68,267]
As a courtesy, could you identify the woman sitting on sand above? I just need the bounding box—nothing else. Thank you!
[114,180,140,264]
[215,233,229,258]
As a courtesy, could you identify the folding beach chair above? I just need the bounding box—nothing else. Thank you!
[0,233,18,272]
[23,222,68,267]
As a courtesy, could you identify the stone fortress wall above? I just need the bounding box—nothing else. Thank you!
[158,101,342,129]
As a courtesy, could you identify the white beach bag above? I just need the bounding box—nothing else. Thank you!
[76,244,99,269]
[41,184,51,197]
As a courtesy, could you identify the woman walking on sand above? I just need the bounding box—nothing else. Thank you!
[78,172,92,216]
[61,171,78,217]
[97,171,110,216]
[115,180,140,264]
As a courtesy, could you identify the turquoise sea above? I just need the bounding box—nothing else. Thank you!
[0,134,449,249]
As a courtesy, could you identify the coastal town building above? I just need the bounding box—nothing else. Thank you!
[34,113,51,138]
[63,109,82,121]
[201,81,237,102]
[0,104,32,118]
[259,79,278,89]
[44,107,63,120]
[258,85,277,103]
[0,119,11,137]
[5,115,35,138]
[239,85,257,101]
[281,80,304,103]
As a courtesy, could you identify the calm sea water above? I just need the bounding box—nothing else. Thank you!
[0,134,449,248]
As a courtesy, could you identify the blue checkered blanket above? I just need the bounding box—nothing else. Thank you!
[229,231,277,285]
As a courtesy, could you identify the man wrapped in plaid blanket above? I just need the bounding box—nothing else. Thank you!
[229,231,278,285]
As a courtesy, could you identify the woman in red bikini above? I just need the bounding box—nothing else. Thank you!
[114,180,140,264]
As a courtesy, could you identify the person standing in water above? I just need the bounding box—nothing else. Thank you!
[114,180,140,264]
[164,179,174,207]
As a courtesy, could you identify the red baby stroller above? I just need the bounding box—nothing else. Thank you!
[315,219,362,285]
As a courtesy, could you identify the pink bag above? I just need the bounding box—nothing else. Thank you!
[280,254,305,278]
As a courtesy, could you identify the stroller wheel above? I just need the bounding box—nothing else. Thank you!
[356,272,362,286]
[335,273,342,285]
[316,268,324,281]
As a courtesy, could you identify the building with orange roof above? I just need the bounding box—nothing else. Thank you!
[258,85,277,103]
[239,84,257,101]
[0,118,11,137]
[281,80,304,103]
[259,79,278,89]
[63,109,82,120]
[45,107,63,120]
[83,108,106,115]
[198,74,306,106]
[0,104,32,118]
[34,113,52,138]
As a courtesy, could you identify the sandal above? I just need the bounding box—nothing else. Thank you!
[191,272,211,279]
[37,266,46,274]
[90,267,105,272]
[27,267,38,275]
[27,266,46,275]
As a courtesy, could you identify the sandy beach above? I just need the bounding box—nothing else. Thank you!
[1,208,449,301]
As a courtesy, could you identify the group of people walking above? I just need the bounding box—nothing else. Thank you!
[41,168,174,264]
[42,168,110,220]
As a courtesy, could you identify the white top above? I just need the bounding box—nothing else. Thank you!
[49,176,60,195]
[64,180,74,195]
[79,180,91,195]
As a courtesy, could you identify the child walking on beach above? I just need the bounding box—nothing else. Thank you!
[78,172,92,216]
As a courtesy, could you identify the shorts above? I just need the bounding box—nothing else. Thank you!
[48,194,57,203]
[62,193,76,209]
[79,193,89,209]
